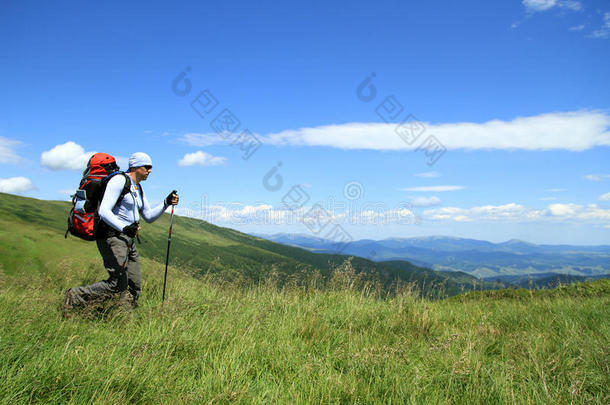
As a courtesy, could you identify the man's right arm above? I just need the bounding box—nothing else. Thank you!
[98,175,127,232]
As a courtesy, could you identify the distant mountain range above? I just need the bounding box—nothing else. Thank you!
[252,233,610,280]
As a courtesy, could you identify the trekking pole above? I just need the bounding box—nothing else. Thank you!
[162,194,176,305]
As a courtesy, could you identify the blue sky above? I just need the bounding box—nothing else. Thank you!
[1,0,609,245]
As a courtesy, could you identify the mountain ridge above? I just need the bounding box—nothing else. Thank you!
[254,233,610,250]
[254,233,610,280]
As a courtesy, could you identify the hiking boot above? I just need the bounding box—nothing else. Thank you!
[62,288,74,318]
[119,291,139,310]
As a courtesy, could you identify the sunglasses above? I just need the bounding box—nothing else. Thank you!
[142,165,152,170]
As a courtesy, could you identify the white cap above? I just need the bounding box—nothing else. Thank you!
[128,152,153,169]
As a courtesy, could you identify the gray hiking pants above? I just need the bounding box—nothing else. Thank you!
[71,234,140,307]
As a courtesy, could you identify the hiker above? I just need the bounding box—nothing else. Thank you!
[64,152,179,312]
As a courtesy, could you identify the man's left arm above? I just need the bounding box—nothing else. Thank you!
[140,190,179,223]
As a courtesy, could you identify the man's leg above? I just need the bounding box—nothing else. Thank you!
[123,244,141,308]
[69,236,131,306]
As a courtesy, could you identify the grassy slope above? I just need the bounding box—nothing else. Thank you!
[1,192,609,403]
[0,193,484,296]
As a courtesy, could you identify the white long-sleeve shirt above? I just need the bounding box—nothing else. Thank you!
[98,174,167,232]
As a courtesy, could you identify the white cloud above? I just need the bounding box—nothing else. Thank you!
[177,203,295,225]
[409,196,442,207]
[546,188,567,192]
[522,0,582,13]
[177,203,279,224]
[0,177,35,194]
[559,0,582,11]
[176,199,610,228]
[423,206,475,222]
[540,197,557,201]
[546,203,610,221]
[599,192,610,201]
[413,171,440,178]
[178,151,227,167]
[183,111,610,152]
[0,137,23,164]
[175,201,421,226]
[423,202,610,224]
[41,142,95,171]
[586,174,610,181]
[473,203,530,218]
[402,186,464,192]
[515,2,585,33]
[548,203,578,216]
[523,0,557,12]
[591,12,610,39]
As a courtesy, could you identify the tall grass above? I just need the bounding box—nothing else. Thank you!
[0,251,608,404]
[0,193,608,403]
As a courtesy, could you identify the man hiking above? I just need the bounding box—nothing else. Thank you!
[64,152,179,314]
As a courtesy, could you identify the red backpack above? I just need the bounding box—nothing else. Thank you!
[65,153,132,241]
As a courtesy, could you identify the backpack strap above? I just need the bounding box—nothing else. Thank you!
[118,173,144,208]
[115,173,146,215]
[94,172,136,240]
[98,171,145,210]
[116,172,132,208]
